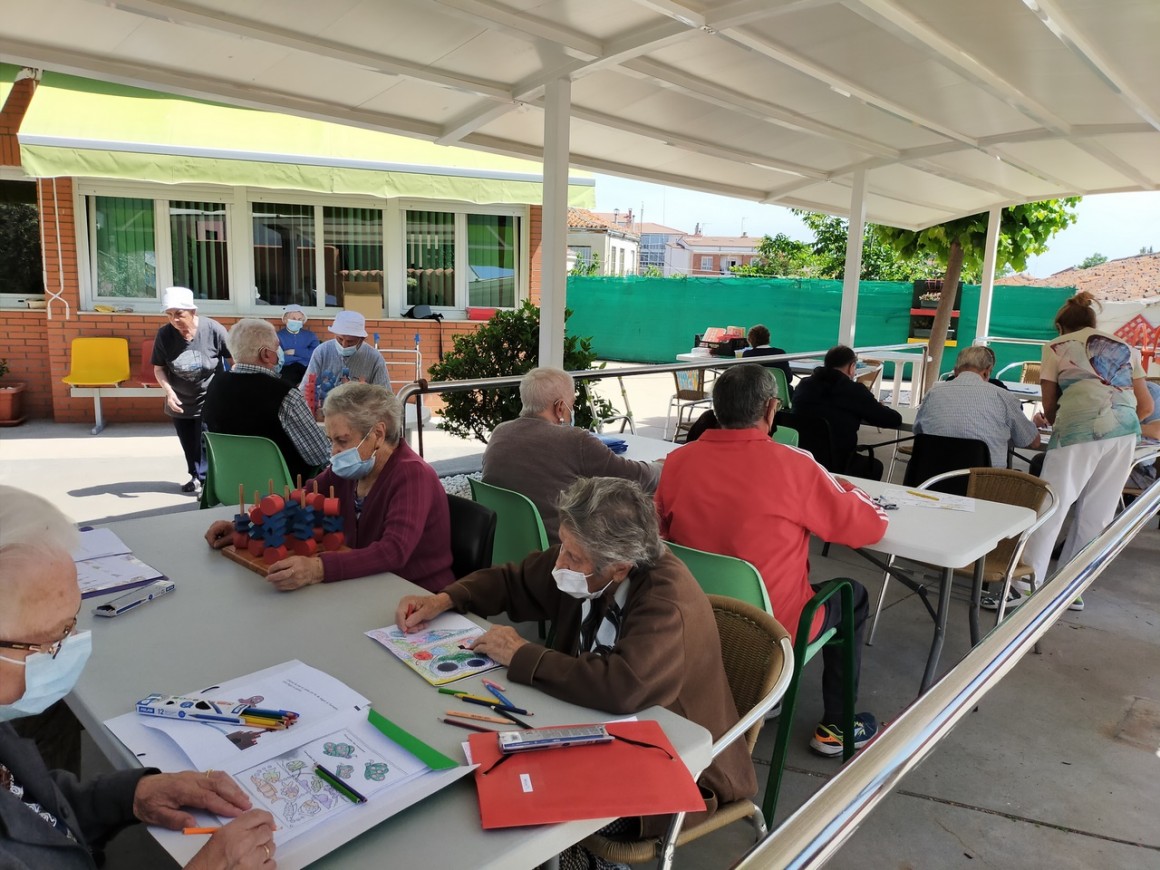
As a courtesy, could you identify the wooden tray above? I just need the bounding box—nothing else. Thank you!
[221,543,352,577]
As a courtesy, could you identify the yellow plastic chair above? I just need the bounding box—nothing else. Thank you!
[61,337,131,434]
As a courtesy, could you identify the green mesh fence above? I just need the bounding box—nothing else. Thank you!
[565,276,1075,378]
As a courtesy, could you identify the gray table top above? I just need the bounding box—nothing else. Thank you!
[71,507,712,869]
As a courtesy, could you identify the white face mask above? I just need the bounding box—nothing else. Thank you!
[0,631,92,722]
[551,567,612,601]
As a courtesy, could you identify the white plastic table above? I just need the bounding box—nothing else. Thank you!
[69,508,712,869]
[842,477,1036,693]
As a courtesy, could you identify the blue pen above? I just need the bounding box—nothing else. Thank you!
[483,682,516,708]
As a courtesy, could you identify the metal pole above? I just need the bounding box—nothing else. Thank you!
[539,77,571,369]
[838,169,867,347]
[976,205,1002,342]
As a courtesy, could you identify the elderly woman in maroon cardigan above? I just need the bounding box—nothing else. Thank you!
[205,382,454,592]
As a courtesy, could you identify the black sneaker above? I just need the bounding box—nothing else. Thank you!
[810,712,879,757]
[980,587,1025,612]
[180,477,198,493]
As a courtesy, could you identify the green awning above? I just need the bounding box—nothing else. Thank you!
[2,65,595,208]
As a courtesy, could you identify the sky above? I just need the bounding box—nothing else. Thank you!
[594,175,1160,278]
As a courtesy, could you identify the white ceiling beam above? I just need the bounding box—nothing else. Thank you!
[93,0,513,99]
[463,132,772,201]
[0,38,446,139]
[436,101,521,145]
[845,0,1154,192]
[845,0,1074,135]
[561,104,825,179]
[1027,0,1160,133]
[718,27,977,148]
[707,0,843,31]
[621,57,900,158]
[625,0,706,29]
[427,0,602,59]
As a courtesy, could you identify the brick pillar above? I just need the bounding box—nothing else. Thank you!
[528,205,542,306]
[0,68,39,167]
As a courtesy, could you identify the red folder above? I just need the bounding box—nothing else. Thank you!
[468,720,706,829]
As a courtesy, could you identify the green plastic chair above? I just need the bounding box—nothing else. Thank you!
[771,426,799,448]
[468,479,549,564]
[469,478,551,638]
[666,541,772,614]
[201,433,294,509]
[770,366,793,411]
[763,578,857,823]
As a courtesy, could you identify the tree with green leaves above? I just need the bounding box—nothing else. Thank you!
[794,211,944,282]
[426,300,606,443]
[877,199,1080,388]
[0,204,43,296]
[731,232,817,277]
[1078,252,1107,269]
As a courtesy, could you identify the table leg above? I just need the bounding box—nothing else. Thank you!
[891,365,903,408]
[968,558,985,647]
[920,567,954,694]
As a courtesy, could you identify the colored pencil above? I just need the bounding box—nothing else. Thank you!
[314,763,366,803]
[457,696,532,716]
[444,709,512,726]
[182,827,220,835]
[437,716,499,733]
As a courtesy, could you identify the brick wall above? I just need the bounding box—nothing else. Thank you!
[0,74,36,168]
[0,191,547,424]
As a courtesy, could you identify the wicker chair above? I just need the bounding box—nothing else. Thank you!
[582,595,793,870]
[868,468,1057,644]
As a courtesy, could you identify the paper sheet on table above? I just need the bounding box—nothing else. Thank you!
[365,612,501,685]
[75,553,164,597]
[73,528,132,561]
[107,660,371,771]
[893,491,976,512]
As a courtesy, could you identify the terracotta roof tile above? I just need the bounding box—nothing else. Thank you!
[997,253,1160,301]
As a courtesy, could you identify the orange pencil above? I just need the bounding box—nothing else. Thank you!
[183,826,219,835]
[445,709,511,726]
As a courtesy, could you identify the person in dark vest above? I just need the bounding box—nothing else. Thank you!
[203,319,331,483]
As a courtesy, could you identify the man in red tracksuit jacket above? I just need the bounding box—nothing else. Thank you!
[656,363,890,757]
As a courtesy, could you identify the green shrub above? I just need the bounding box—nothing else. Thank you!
[427,300,609,442]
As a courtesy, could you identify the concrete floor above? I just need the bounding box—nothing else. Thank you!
[2,366,1158,869]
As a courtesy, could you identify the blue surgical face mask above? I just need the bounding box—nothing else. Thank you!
[330,430,377,480]
[286,319,304,334]
[274,347,285,375]
[337,340,359,359]
[0,631,92,722]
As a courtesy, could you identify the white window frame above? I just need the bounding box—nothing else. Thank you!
[72,181,529,320]
[395,198,528,318]
[699,255,713,271]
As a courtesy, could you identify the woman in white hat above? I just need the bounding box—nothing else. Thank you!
[150,287,229,497]
[299,311,392,412]
[276,304,319,386]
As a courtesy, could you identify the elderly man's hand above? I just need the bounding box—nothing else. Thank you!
[163,389,183,415]
[395,593,453,633]
[205,520,235,550]
[265,556,324,591]
[133,770,251,830]
[186,810,277,870]
[467,626,528,667]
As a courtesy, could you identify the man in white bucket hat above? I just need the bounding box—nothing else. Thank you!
[299,311,391,411]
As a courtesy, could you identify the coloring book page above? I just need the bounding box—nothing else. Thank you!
[365,612,500,685]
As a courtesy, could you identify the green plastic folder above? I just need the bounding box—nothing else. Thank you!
[367,708,458,770]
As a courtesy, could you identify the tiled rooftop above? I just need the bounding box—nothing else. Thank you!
[999,253,1160,301]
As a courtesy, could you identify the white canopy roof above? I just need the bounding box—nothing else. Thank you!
[3,0,1158,229]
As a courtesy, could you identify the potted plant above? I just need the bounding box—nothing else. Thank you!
[0,358,28,426]
[918,291,941,309]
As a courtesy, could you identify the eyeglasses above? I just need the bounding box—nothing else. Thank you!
[0,617,77,660]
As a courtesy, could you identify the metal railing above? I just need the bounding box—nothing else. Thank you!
[394,342,929,455]
[732,478,1160,870]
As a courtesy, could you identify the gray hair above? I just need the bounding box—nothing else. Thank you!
[0,486,78,555]
[712,364,778,429]
[519,367,573,417]
[557,477,665,573]
[323,382,402,446]
[954,345,994,374]
[227,318,279,364]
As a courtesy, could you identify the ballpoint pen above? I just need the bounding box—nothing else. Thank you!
[483,682,517,709]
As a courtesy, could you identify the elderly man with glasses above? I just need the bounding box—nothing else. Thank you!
[0,487,277,869]
[655,364,890,758]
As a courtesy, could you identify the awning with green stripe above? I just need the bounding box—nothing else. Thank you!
[2,65,594,208]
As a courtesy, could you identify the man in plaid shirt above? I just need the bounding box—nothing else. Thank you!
[913,345,1040,468]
